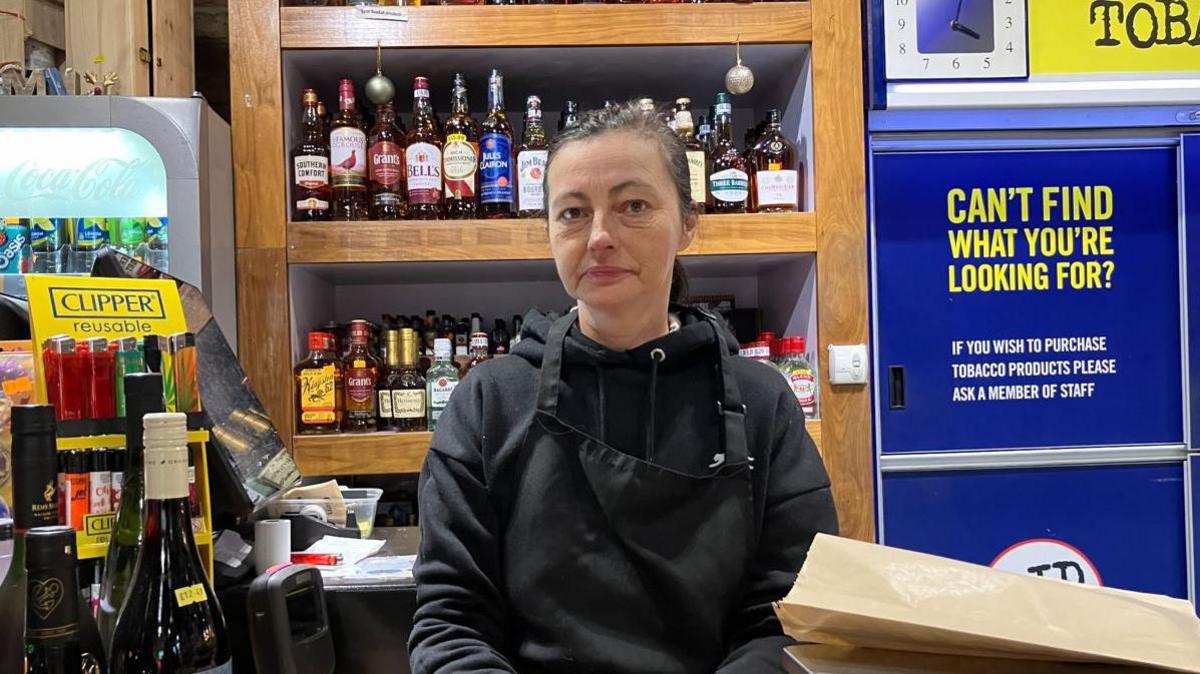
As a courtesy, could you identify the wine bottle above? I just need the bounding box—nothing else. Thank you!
[108,412,230,673]
[24,526,83,674]
[97,373,165,652]
[0,405,60,674]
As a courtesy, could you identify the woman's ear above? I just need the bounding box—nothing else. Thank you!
[678,205,699,252]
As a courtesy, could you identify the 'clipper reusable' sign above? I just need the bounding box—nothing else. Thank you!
[873,146,1182,453]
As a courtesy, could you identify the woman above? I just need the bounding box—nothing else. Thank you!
[409,101,837,673]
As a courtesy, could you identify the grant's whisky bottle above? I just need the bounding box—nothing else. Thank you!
[406,77,444,220]
[291,89,331,221]
[369,100,406,220]
[342,320,380,433]
[443,73,480,219]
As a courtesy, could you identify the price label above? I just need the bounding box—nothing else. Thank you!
[357,6,407,21]
[174,583,207,608]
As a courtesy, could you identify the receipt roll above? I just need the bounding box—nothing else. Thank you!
[254,519,292,575]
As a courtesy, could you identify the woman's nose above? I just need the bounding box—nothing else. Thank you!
[587,213,618,252]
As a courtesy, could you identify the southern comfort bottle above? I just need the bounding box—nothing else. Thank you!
[291,88,331,221]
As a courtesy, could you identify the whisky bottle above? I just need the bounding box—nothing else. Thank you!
[673,97,707,210]
[330,78,370,221]
[368,100,406,220]
[377,328,402,431]
[479,69,515,218]
[750,108,802,213]
[443,73,480,219]
[292,88,331,221]
[392,328,427,432]
[707,93,749,214]
[295,331,344,434]
[406,76,444,220]
[558,100,580,135]
[342,320,380,433]
[696,114,712,151]
[517,95,548,218]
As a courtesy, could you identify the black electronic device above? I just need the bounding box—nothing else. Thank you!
[247,564,336,674]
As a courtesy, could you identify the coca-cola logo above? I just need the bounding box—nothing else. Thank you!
[4,158,146,202]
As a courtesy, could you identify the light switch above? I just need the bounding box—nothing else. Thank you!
[828,344,869,385]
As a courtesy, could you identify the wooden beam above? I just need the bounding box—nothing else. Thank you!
[235,247,294,441]
[64,0,149,96]
[0,0,24,68]
[151,0,193,96]
[811,0,874,542]
[24,0,63,50]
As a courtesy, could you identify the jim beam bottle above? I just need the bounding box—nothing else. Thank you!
[673,97,707,210]
[406,77,444,220]
[443,73,480,219]
[292,89,331,221]
[368,98,406,220]
[330,78,370,221]
[479,69,515,218]
[707,93,749,214]
[750,108,802,213]
[517,95,548,218]
[342,320,380,433]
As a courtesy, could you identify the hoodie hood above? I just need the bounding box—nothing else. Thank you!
[510,306,740,466]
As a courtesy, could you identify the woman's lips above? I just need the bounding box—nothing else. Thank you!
[582,266,633,284]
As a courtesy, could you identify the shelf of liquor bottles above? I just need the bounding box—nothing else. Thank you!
[287,212,815,263]
[280,3,813,49]
[290,422,821,476]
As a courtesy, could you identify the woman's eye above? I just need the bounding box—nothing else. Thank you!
[559,207,584,221]
[624,200,649,214]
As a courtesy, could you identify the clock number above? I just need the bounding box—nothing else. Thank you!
[922,58,930,70]
[898,17,906,29]
[899,43,907,55]
[983,57,992,69]
[1006,41,1014,52]
[952,58,961,70]
[1005,16,1013,29]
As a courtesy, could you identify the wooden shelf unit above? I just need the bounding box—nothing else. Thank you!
[288,212,816,264]
[280,3,813,48]
[231,0,873,541]
[292,420,821,476]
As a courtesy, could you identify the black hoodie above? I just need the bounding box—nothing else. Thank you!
[409,307,838,673]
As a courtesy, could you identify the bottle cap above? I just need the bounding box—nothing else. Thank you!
[303,88,318,104]
[434,338,452,359]
[114,336,139,352]
[82,336,108,352]
[12,404,56,435]
[308,331,326,351]
[144,411,189,449]
[168,332,196,352]
[143,412,189,501]
[43,335,75,354]
[24,525,76,570]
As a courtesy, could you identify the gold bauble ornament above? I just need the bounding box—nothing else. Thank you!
[365,40,395,105]
[724,34,755,96]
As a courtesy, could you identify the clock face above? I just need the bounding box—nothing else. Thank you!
[884,0,1029,80]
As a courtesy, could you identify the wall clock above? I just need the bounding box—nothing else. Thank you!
[884,0,1029,80]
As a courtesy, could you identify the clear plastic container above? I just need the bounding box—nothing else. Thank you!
[265,487,383,538]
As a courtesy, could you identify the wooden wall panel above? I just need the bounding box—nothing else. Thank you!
[235,247,293,439]
[0,0,23,68]
[812,0,874,542]
[151,0,193,96]
[64,0,149,95]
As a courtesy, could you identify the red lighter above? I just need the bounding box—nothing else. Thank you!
[42,335,85,421]
[81,337,116,419]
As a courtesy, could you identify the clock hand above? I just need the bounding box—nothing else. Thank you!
[951,20,982,39]
[954,0,966,22]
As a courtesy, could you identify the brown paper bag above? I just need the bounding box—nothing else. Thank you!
[774,534,1200,673]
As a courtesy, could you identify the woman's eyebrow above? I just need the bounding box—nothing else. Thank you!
[609,179,653,195]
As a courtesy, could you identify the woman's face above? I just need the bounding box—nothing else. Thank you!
[546,131,696,314]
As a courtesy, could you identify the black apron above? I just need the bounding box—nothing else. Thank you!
[501,312,755,673]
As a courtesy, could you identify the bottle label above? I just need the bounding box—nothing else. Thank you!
[145,217,166,244]
[89,470,111,513]
[710,168,749,203]
[790,371,816,413]
[755,169,799,208]
[479,133,513,204]
[443,135,478,199]
[430,377,458,408]
[517,149,548,211]
[740,345,771,360]
[686,150,707,204]
[299,366,337,424]
[294,154,330,189]
[346,368,376,407]
[330,127,367,188]
[296,197,330,212]
[715,102,732,117]
[406,142,443,205]
[394,389,426,419]
[74,218,110,249]
[369,140,404,187]
[174,583,208,608]
[378,389,394,418]
[29,218,59,250]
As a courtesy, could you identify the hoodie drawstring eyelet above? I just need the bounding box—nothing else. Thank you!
[646,348,666,461]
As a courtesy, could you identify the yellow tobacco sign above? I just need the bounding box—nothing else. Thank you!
[25,275,188,402]
[1030,0,1200,75]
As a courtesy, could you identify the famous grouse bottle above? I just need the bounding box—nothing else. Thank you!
[330,78,370,221]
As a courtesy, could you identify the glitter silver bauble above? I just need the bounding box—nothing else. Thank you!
[725,63,755,96]
[365,73,396,105]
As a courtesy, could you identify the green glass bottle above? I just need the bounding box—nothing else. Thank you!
[97,372,165,652]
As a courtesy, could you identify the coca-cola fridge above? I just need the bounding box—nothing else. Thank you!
[0,95,237,346]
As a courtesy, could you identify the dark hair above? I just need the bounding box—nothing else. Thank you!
[546,100,694,304]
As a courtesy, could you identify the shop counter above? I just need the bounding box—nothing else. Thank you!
[783,644,1169,674]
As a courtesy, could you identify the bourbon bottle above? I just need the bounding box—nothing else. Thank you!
[750,108,802,213]
[295,331,343,434]
[330,78,370,221]
[673,97,707,210]
[479,69,515,218]
[341,320,380,433]
[558,100,579,135]
[405,76,444,220]
[368,100,406,220]
[707,93,749,214]
[516,95,548,218]
[292,89,331,221]
[443,73,480,219]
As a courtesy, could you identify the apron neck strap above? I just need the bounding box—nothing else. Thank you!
[535,312,578,416]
